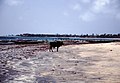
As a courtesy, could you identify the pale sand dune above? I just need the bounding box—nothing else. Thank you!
[0,42,120,83]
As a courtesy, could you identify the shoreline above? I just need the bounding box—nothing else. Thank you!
[0,42,120,83]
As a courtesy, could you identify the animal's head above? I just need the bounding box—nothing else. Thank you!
[57,41,64,46]
[61,41,64,45]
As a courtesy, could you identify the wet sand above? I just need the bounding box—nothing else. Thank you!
[0,42,120,83]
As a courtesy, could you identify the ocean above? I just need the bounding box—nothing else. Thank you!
[0,36,120,41]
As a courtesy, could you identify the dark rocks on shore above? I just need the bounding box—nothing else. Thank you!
[0,64,19,83]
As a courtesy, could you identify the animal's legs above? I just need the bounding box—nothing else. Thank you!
[49,46,53,52]
[57,47,59,52]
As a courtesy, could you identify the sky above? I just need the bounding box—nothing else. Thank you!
[0,0,120,35]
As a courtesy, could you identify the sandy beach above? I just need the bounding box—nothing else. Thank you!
[0,42,120,83]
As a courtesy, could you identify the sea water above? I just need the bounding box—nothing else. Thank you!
[0,36,120,41]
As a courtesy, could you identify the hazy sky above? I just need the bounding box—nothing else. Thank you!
[0,0,120,35]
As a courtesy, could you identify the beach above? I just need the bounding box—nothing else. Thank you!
[0,42,120,83]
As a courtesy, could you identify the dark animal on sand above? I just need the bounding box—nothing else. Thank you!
[49,41,64,52]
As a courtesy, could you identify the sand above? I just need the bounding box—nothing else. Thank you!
[0,42,120,83]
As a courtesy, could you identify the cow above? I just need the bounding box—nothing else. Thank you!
[49,41,64,52]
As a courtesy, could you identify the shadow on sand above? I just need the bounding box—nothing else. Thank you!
[35,76,56,83]
[0,65,19,83]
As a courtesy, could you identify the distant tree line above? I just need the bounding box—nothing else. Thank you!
[16,33,120,38]
[80,33,120,38]
[16,33,80,37]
